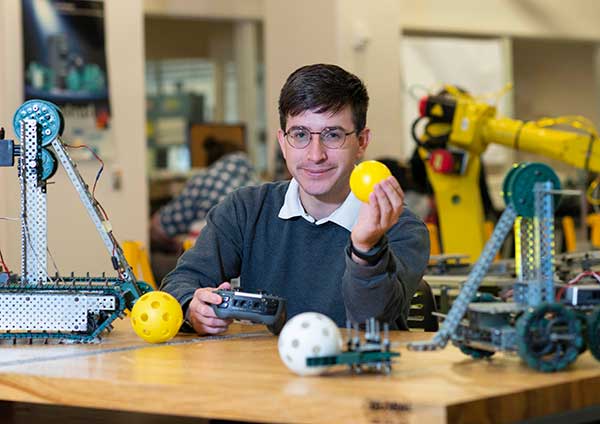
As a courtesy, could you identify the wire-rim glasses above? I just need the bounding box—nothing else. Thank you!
[284,126,357,149]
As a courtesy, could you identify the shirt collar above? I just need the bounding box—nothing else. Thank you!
[278,178,361,231]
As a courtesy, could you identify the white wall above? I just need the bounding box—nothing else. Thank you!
[0,0,23,275]
[512,38,600,176]
[263,0,405,168]
[336,0,405,161]
[513,39,599,121]
[401,36,514,166]
[263,0,338,168]
[398,0,600,41]
[0,0,147,277]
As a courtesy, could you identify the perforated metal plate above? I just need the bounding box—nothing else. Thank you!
[20,119,47,284]
[0,293,116,332]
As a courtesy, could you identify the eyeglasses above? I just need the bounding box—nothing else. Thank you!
[283,126,356,149]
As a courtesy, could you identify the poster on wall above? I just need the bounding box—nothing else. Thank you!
[21,0,113,158]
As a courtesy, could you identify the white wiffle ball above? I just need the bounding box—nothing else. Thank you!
[277,312,343,376]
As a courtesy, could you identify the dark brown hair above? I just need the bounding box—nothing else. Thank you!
[278,64,369,132]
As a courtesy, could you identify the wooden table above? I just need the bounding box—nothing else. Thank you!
[1,320,600,424]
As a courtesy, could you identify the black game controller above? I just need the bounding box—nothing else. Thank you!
[211,289,287,335]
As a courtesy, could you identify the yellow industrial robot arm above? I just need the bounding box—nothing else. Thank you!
[414,88,600,261]
[449,97,600,171]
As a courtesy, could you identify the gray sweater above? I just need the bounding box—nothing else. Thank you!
[160,181,430,329]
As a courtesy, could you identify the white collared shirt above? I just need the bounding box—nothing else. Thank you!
[277,178,362,231]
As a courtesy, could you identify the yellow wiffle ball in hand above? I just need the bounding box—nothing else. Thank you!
[350,160,392,203]
[130,291,183,343]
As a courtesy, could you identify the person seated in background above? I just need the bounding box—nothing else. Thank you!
[160,63,430,336]
[150,137,261,254]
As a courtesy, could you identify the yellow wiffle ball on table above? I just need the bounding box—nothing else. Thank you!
[130,291,183,343]
[350,160,392,203]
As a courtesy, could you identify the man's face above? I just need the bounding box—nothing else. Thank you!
[277,106,370,205]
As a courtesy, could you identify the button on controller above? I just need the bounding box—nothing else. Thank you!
[211,289,287,335]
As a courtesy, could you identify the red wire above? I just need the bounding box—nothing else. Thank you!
[0,248,10,274]
[556,270,600,301]
[63,143,104,196]
[63,143,109,220]
[97,202,110,221]
[63,143,118,276]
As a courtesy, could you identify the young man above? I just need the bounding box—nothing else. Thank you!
[160,64,429,335]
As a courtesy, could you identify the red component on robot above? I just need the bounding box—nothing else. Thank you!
[418,95,456,122]
[429,149,455,173]
[419,96,428,117]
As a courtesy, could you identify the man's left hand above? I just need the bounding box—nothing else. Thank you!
[351,176,404,254]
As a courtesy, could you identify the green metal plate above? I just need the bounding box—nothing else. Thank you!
[501,163,523,207]
[13,99,64,146]
[504,163,560,217]
[41,148,58,181]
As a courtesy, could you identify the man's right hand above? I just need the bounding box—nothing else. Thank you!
[187,282,233,335]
